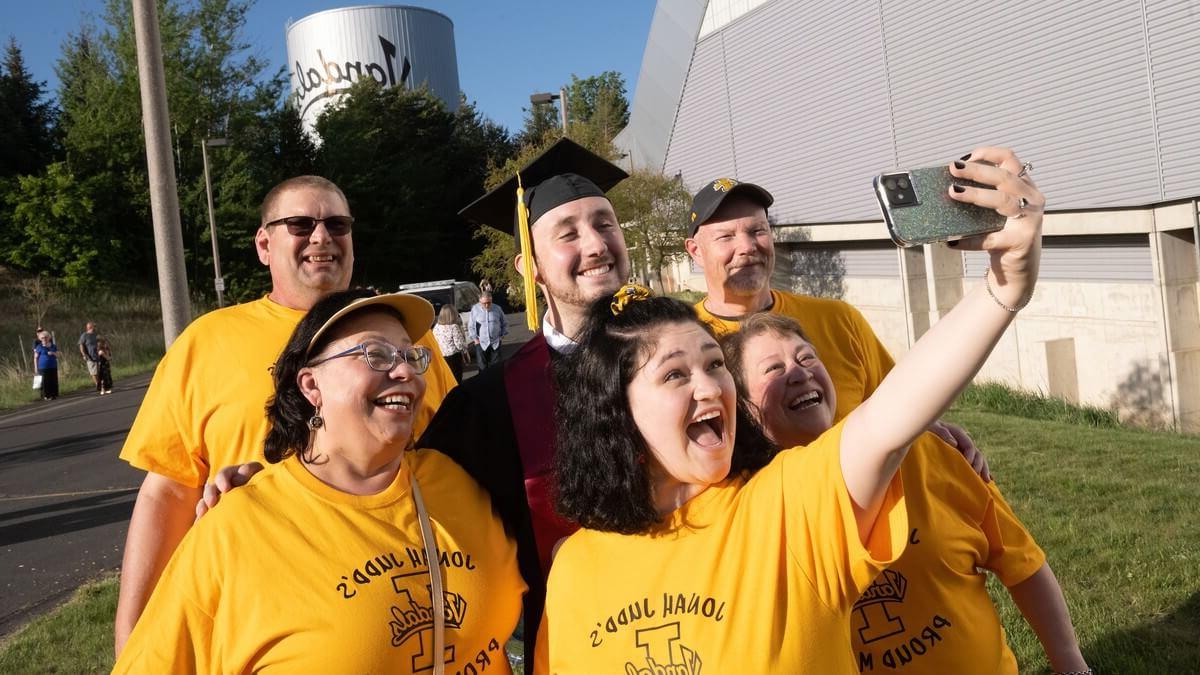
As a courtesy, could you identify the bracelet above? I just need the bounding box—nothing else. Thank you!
[1053,670,1092,675]
[984,269,1030,312]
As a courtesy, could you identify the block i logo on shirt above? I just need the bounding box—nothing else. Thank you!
[623,621,702,675]
[388,570,467,671]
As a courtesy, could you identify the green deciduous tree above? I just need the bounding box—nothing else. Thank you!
[608,170,691,291]
[518,100,561,148]
[4,162,127,286]
[565,71,629,145]
[17,0,284,292]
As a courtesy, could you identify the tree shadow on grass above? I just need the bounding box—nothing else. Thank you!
[1083,590,1200,673]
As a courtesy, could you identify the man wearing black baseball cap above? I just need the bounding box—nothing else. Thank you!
[685,176,989,473]
[418,138,632,662]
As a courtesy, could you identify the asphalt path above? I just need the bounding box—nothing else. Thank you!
[0,374,148,638]
[0,311,535,638]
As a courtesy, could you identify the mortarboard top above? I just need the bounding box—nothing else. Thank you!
[458,138,630,235]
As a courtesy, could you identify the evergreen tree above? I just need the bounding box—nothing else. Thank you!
[0,38,58,178]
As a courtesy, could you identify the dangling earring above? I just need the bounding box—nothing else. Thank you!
[307,407,324,431]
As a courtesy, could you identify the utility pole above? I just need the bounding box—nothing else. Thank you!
[201,138,229,307]
[132,0,191,346]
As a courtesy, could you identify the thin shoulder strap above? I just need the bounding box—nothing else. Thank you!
[411,470,445,675]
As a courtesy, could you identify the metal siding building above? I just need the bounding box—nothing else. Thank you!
[619,0,1200,431]
[649,0,1200,216]
[285,5,460,134]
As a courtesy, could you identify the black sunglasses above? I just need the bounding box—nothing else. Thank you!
[264,215,354,237]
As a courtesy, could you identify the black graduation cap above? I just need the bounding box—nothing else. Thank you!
[458,137,629,234]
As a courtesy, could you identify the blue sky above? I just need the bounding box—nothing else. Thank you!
[2,0,656,132]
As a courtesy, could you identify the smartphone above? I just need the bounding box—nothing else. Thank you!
[873,165,1005,247]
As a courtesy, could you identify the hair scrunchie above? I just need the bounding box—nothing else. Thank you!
[610,284,653,316]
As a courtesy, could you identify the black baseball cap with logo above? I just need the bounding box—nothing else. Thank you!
[687,177,775,237]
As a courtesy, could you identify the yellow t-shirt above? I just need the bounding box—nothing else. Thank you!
[696,290,896,421]
[538,421,907,674]
[120,296,457,487]
[113,449,525,674]
[850,434,1045,674]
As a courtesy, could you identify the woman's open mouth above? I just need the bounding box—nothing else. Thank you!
[686,410,725,447]
[787,390,823,411]
[373,394,413,412]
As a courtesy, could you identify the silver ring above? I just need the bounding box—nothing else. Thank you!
[1017,162,1033,178]
[1014,196,1029,218]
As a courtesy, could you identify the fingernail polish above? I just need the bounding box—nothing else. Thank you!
[953,161,966,170]
[960,153,972,161]
[952,184,966,193]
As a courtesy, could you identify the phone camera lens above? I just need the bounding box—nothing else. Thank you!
[883,177,897,190]
[897,177,910,189]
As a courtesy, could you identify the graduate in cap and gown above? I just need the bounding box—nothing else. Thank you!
[418,138,631,661]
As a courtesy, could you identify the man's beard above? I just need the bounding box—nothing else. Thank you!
[724,262,770,294]
[540,274,623,310]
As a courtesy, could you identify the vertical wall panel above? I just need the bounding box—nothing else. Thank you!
[720,0,897,224]
[963,235,1154,282]
[663,35,738,188]
[615,0,708,173]
[1146,0,1200,200]
[881,0,1161,208]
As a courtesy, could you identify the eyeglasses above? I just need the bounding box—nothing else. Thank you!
[264,215,354,237]
[308,341,431,374]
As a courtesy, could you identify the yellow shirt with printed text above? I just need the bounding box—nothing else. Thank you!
[112,449,525,674]
[850,434,1045,674]
[696,289,895,421]
[538,421,907,674]
[119,296,457,487]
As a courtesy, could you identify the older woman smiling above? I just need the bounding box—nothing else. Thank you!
[114,289,525,674]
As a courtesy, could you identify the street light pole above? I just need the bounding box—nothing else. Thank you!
[530,91,567,132]
[559,87,568,130]
[201,137,229,307]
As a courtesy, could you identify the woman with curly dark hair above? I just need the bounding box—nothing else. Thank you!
[114,289,525,675]
[538,147,1046,673]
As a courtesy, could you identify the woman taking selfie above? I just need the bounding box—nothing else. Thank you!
[538,148,1051,672]
[114,289,524,674]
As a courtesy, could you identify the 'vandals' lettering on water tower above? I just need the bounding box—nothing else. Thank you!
[292,36,413,119]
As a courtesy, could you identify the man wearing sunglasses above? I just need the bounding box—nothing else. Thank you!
[114,175,458,654]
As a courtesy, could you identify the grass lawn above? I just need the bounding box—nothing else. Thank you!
[0,575,118,674]
[947,409,1200,673]
[2,405,1195,673]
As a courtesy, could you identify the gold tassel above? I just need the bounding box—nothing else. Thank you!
[515,173,539,331]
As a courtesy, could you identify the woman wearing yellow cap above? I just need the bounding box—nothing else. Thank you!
[114,289,524,674]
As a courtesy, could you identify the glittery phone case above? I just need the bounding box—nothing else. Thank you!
[874,166,1006,247]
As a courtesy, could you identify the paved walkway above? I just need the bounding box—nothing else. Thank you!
[0,311,536,637]
[0,374,148,637]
